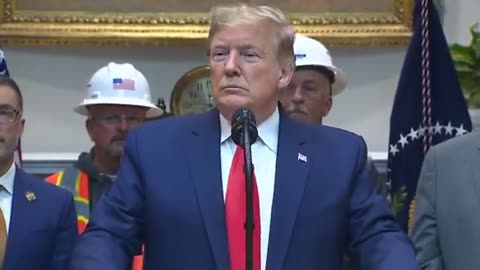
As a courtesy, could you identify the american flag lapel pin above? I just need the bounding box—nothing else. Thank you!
[297,153,307,163]
[25,191,36,201]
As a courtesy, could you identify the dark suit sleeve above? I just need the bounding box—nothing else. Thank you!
[411,147,444,270]
[69,131,145,270]
[49,193,78,270]
[348,136,419,270]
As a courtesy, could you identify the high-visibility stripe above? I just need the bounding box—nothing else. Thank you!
[73,196,90,229]
[45,166,144,270]
[74,196,89,204]
[77,171,89,200]
[45,170,64,186]
[77,216,88,234]
[56,170,64,186]
[45,166,91,232]
[61,167,82,195]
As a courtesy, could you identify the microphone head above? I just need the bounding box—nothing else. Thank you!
[231,108,258,147]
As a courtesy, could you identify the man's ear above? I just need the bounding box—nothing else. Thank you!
[18,118,25,138]
[278,63,294,89]
[86,119,94,142]
[322,97,333,117]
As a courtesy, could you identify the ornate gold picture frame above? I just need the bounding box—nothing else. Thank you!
[0,0,413,47]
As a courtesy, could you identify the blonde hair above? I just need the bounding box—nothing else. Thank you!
[208,4,295,67]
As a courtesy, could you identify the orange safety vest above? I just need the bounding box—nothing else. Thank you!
[46,167,144,270]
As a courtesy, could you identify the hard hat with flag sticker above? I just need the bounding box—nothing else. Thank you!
[293,33,347,96]
[74,62,162,118]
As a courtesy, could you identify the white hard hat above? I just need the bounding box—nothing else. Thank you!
[293,33,347,96]
[74,62,162,118]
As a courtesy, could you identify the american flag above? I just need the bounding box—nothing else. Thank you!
[387,0,471,231]
[297,152,307,163]
[0,49,9,77]
[112,78,135,91]
[0,48,22,167]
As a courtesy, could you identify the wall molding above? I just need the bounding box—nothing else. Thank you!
[21,152,389,176]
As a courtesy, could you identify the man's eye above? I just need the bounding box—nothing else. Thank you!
[243,51,259,57]
[103,116,117,121]
[212,51,227,60]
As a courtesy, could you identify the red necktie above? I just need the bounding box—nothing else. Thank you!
[225,146,261,270]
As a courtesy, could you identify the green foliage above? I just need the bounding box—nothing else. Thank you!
[390,186,407,215]
[450,23,480,108]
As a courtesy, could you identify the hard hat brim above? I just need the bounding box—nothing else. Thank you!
[330,66,347,96]
[296,63,347,96]
[73,97,163,118]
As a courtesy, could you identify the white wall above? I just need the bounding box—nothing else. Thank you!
[3,0,478,156]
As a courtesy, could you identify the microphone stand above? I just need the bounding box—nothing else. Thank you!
[242,119,254,270]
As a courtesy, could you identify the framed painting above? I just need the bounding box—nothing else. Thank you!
[0,0,414,47]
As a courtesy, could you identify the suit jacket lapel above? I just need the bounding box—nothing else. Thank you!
[266,113,311,270]
[186,109,229,270]
[3,168,33,269]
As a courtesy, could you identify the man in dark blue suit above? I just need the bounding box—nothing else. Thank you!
[69,4,418,270]
[0,75,78,270]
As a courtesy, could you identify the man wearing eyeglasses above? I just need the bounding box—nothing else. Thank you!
[0,75,78,270]
[46,62,162,270]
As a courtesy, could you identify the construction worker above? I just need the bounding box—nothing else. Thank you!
[46,62,162,270]
[279,34,387,270]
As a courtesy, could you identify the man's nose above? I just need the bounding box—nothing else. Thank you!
[291,87,304,103]
[118,118,129,131]
[224,53,240,76]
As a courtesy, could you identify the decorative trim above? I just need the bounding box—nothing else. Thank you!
[0,0,414,47]
[21,152,388,177]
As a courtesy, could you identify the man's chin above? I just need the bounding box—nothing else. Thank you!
[217,95,250,108]
[216,97,253,117]
[108,146,124,159]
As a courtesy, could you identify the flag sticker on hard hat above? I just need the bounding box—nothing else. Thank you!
[112,78,135,91]
[295,53,306,59]
[294,53,306,64]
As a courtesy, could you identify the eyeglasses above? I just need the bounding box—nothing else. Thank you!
[0,109,21,124]
[92,114,145,126]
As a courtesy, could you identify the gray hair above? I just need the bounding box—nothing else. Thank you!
[208,3,295,67]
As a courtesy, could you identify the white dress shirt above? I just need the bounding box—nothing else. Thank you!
[0,161,15,234]
[220,107,279,270]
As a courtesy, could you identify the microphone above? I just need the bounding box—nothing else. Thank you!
[231,108,258,147]
[231,107,258,270]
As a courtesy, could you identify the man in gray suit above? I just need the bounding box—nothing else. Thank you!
[412,131,479,269]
